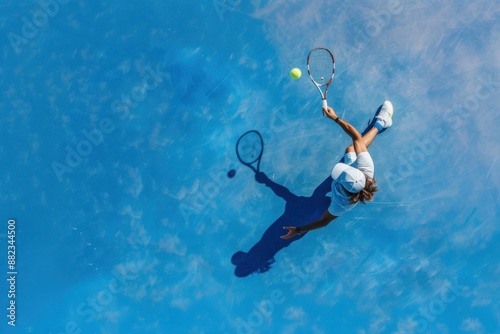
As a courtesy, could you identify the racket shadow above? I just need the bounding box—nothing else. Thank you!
[231,172,332,278]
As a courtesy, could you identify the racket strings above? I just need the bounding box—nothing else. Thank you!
[308,49,334,85]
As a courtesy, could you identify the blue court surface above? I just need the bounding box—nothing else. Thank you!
[0,1,499,333]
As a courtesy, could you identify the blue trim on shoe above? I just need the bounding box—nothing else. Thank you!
[361,104,387,135]
[374,121,384,132]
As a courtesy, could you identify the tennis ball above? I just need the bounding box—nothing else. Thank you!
[290,68,301,79]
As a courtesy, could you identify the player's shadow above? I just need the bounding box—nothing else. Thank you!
[230,106,382,278]
[231,172,332,277]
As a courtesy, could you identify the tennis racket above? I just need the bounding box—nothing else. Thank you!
[236,130,264,173]
[307,47,335,109]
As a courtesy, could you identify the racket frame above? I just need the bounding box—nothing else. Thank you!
[307,47,336,108]
[236,130,264,173]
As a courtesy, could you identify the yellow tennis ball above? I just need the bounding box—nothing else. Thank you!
[290,68,301,79]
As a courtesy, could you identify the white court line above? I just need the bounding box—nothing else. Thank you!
[484,156,497,180]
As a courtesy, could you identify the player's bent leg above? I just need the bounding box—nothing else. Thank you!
[345,100,394,153]
[347,125,378,152]
[345,144,355,153]
[362,127,379,149]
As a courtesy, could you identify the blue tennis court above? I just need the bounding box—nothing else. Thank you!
[1,1,499,333]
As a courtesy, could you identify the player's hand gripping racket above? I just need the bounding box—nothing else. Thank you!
[236,130,264,173]
[307,47,335,112]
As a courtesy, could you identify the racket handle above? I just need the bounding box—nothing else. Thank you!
[321,99,328,116]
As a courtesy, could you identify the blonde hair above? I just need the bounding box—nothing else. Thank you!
[349,177,378,204]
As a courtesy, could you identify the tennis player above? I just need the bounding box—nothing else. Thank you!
[281,101,394,239]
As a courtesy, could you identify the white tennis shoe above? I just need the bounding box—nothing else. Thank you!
[375,100,394,129]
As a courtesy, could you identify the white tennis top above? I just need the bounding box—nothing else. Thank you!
[327,152,374,217]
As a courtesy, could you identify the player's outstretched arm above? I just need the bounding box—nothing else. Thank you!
[280,210,336,239]
[323,106,367,154]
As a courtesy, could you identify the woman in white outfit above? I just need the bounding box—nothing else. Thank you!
[281,101,394,239]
